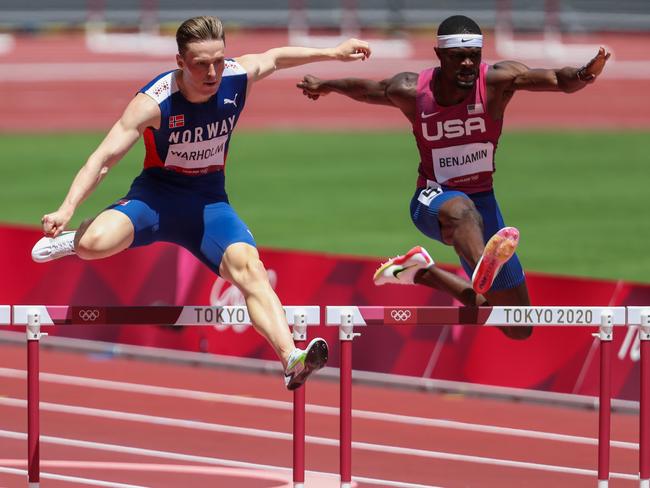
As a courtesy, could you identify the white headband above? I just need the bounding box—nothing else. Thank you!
[437,34,483,49]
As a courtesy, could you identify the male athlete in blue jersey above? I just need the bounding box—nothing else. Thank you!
[31,16,370,390]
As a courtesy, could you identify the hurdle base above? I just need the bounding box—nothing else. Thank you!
[29,483,40,488]
[293,483,304,488]
[640,479,649,488]
[341,483,352,488]
[597,480,608,488]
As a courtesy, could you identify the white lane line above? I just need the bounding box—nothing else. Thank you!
[0,367,638,450]
[0,397,303,444]
[0,430,435,488]
[0,403,637,481]
[0,461,293,487]
[0,465,147,488]
[0,34,14,55]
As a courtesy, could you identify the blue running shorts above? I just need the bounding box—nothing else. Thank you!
[108,168,256,274]
[410,186,525,291]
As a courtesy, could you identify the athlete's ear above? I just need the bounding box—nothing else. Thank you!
[433,47,441,61]
[176,53,184,69]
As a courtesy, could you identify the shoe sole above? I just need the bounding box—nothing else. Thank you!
[372,246,430,285]
[472,227,519,295]
[286,339,329,391]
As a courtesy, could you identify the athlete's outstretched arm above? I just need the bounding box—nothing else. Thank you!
[297,75,389,104]
[489,46,610,94]
[41,94,159,237]
[235,38,370,92]
[297,72,418,120]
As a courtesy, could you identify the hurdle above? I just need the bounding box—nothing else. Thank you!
[6,304,650,486]
[327,306,630,488]
[11,305,320,488]
[628,307,650,488]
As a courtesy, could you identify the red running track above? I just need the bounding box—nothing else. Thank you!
[0,341,641,487]
[1,32,649,132]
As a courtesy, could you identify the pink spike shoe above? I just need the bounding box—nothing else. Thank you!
[471,227,520,295]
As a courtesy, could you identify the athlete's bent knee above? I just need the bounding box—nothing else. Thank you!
[76,225,108,259]
[231,258,269,291]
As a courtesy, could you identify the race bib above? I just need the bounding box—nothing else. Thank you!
[165,135,228,170]
[432,142,494,183]
[417,181,443,206]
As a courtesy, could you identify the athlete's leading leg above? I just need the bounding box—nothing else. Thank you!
[385,188,531,338]
[219,242,295,365]
[405,190,525,306]
[218,242,328,389]
[439,193,531,338]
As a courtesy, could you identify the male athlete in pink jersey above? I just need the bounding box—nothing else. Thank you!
[31,16,370,388]
[298,15,609,339]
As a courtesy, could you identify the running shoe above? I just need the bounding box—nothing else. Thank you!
[373,246,434,286]
[31,231,76,263]
[284,338,329,391]
[471,227,519,295]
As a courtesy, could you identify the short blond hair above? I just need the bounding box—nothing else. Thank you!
[176,16,225,55]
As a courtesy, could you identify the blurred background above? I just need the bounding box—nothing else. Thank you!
[2,0,650,31]
[0,0,649,398]
[1,0,648,279]
[1,5,649,486]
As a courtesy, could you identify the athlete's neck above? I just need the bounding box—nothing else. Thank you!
[432,72,472,107]
[176,70,213,104]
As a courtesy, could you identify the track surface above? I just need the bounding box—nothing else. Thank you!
[0,342,641,487]
[1,31,649,132]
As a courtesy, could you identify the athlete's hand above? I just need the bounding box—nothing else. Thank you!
[580,47,611,82]
[333,38,370,62]
[41,210,72,238]
[297,75,330,100]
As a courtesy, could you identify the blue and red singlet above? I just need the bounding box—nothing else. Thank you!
[108,60,256,273]
[140,59,247,176]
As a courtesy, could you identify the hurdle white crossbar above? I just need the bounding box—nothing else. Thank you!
[12,305,319,327]
[326,306,626,327]
[0,305,10,325]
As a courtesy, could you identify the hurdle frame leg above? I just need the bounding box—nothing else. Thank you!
[27,309,46,488]
[640,311,650,488]
[292,311,308,488]
[339,310,359,488]
[597,310,613,488]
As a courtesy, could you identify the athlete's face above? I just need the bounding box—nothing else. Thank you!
[177,39,226,99]
[435,47,482,89]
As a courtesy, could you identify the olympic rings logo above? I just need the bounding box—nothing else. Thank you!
[78,309,100,321]
[390,309,412,321]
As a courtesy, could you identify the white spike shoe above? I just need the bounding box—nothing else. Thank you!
[31,231,76,263]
